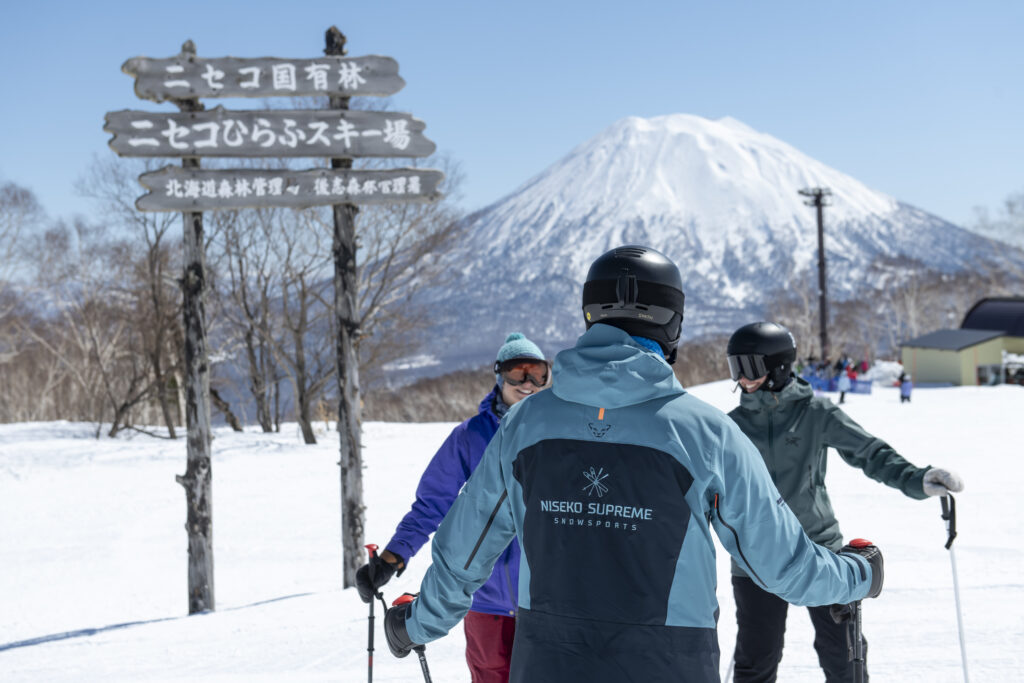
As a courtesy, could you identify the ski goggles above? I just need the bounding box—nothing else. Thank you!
[727,354,768,382]
[495,359,549,387]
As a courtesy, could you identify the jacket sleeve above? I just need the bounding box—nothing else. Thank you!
[385,423,475,565]
[822,405,930,500]
[711,418,873,606]
[406,426,516,644]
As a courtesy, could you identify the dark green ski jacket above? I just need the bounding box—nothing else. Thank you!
[728,377,930,575]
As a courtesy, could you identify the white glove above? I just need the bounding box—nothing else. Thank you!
[923,468,964,497]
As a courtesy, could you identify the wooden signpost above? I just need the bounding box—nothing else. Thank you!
[106,29,442,612]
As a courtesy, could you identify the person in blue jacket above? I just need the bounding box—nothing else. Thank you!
[356,332,549,682]
[381,245,885,683]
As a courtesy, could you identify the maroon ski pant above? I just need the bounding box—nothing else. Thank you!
[463,610,516,683]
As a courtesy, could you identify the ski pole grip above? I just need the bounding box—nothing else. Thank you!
[365,543,379,559]
[940,494,957,550]
[392,592,417,607]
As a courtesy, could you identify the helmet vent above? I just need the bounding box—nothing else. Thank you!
[615,246,647,259]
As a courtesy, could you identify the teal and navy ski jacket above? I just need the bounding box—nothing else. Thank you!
[728,377,929,577]
[406,325,874,682]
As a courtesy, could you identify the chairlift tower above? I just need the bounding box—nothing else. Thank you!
[799,187,832,362]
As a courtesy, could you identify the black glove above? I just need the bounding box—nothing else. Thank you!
[355,553,398,604]
[384,599,422,658]
[829,601,855,624]
[839,538,883,599]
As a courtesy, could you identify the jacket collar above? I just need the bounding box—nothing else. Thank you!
[552,324,685,409]
[480,386,503,422]
[737,376,813,413]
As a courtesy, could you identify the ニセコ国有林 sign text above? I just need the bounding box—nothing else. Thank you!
[123,55,404,101]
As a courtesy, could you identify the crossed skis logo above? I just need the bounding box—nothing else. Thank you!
[582,466,609,497]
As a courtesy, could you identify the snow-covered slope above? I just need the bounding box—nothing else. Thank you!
[412,114,1014,372]
[2,382,1021,681]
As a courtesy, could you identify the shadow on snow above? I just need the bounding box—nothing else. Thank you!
[0,592,316,653]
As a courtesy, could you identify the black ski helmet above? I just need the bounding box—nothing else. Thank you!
[727,322,797,391]
[582,245,685,364]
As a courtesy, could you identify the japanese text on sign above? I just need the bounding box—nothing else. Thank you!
[123,55,405,101]
[135,166,444,212]
[105,109,435,158]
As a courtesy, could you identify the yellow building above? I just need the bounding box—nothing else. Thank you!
[900,297,1024,386]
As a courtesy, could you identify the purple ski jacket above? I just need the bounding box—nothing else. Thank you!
[385,387,520,617]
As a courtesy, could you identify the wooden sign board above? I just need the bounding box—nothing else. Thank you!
[123,55,404,101]
[135,166,444,212]
[105,108,435,159]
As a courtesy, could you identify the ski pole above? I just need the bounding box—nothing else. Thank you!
[392,593,433,683]
[830,600,866,682]
[851,600,865,683]
[941,494,969,683]
[365,543,379,683]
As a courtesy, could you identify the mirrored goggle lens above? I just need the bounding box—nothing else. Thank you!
[501,360,549,387]
[727,354,768,381]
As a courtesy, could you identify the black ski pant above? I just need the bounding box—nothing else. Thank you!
[731,575,867,683]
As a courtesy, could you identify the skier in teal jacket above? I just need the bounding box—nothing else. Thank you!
[725,321,965,683]
[383,247,884,683]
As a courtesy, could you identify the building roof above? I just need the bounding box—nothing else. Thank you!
[961,297,1024,336]
[902,328,1004,351]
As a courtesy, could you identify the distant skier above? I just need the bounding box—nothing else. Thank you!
[899,371,913,403]
[356,332,549,683]
[382,247,884,683]
[837,365,852,404]
[725,321,964,682]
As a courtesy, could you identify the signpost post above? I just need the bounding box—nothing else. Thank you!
[325,26,366,591]
[106,29,442,609]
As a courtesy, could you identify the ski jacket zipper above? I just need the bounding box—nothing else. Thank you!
[464,490,508,570]
[714,492,767,589]
[503,554,517,616]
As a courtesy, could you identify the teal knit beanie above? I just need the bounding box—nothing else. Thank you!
[495,332,545,365]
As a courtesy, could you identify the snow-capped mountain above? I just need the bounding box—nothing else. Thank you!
[410,114,1015,372]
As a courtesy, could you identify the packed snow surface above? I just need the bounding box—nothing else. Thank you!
[2,381,1022,681]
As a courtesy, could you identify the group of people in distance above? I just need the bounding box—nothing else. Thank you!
[356,245,964,683]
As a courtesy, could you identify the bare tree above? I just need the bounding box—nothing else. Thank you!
[766,268,822,360]
[972,188,1024,250]
[270,210,336,444]
[213,205,336,445]
[0,182,44,367]
[208,208,283,432]
[17,220,160,436]
[78,158,184,436]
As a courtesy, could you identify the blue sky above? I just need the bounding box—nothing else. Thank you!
[2,1,1022,226]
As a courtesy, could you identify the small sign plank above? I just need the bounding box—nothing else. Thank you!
[123,55,405,101]
[135,166,444,212]
[105,108,435,159]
